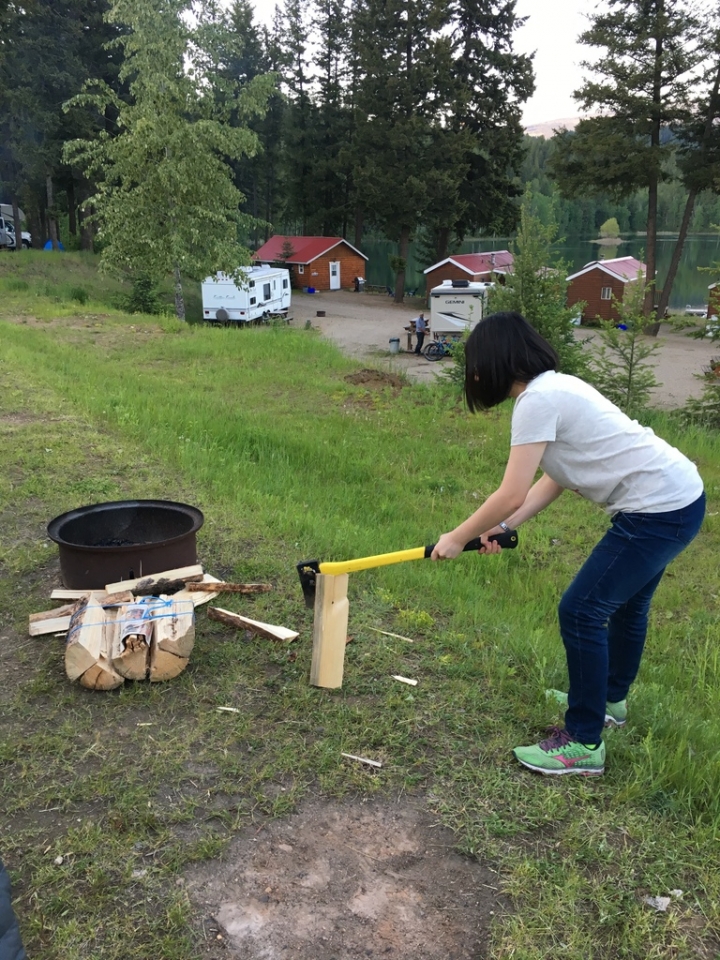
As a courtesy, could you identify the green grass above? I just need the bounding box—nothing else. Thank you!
[1,255,720,959]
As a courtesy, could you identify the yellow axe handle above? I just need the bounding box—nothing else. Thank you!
[318,546,426,576]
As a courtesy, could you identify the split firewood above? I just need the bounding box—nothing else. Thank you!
[168,574,222,608]
[101,590,135,606]
[110,604,154,681]
[186,582,272,594]
[207,607,299,642]
[151,599,195,659]
[29,601,83,637]
[104,564,204,595]
[149,644,188,682]
[78,659,124,691]
[65,596,108,680]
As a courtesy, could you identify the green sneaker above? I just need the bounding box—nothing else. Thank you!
[514,727,605,776]
[545,689,627,728]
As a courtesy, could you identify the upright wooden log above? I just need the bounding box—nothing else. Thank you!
[309,573,349,689]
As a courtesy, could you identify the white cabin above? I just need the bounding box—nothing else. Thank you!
[201,266,291,324]
[429,279,492,336]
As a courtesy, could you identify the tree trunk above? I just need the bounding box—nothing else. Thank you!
[174,264,186,320]
[67,179,77,236]
[435,226,450,263]
[656,188,697,322]
[643,18,667,317]
[11,197,22,252]
[46,176,59,250]
[394,226,410,304]
[354,206,364,250]
[656,61,720,320]
[79,196,94,252]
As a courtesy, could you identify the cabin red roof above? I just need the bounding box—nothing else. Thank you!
[253,235,367,264]
[423,250,514,276]
[566,256,646,283]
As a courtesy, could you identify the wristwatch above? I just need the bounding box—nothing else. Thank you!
[498,521,510,532]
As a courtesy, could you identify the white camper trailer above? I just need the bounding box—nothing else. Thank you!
[429,279,493,336]
[201,265,291,324]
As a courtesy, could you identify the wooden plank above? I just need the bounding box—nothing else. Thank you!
[104,564,203,595]
[391,675,418,686]
[29,602,80,626]
[207,607,298,642]
[309,573,349,689]
[29,616,72,637]
[51,589,107,602]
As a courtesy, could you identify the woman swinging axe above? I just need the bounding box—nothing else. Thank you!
[431,311,705,776]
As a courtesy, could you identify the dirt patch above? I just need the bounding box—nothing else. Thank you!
[345,369,405,393]
[186,797,505,960]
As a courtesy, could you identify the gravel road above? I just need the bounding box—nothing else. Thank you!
[290,289,717,409]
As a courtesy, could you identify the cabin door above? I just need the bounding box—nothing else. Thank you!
[329,261,341,290]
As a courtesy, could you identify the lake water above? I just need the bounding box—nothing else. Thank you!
[362,234,720,310]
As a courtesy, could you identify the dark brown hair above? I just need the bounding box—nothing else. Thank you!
[464,312,559,411]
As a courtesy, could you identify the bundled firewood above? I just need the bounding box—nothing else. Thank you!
[65,596,195,689]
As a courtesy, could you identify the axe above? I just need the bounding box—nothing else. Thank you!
[297,528,518,608]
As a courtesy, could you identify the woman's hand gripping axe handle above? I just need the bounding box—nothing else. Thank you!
[296,528,518,608]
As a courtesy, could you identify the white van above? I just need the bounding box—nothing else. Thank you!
[201,265,291,324]
[429,279,493,336]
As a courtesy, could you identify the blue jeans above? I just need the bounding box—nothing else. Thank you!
[558,492,705,744]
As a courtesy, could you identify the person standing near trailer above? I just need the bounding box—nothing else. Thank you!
[431,311,704,777]
[413,313,427,354]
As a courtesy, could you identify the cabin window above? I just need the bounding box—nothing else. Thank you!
[250,296,256,305]
[601,286,612,300]
[298,264,305,274]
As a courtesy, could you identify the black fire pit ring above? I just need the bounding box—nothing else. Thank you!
[47,499,204,589]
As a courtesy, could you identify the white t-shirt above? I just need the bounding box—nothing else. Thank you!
[511,371,703,515]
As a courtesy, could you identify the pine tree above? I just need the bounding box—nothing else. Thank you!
[490,190,588,377]
[64,0,274,319]
[550,0,703,315]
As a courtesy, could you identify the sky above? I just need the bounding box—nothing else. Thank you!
[247,0,590,127]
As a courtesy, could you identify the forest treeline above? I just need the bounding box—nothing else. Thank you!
[522,135,720,240]
[1,0,719,314]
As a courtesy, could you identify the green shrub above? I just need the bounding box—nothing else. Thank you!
[117,274,161,315]
[69,286,89,304]
[4,278,29,292]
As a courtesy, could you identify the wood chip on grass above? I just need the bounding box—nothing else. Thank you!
[341,752,383,769]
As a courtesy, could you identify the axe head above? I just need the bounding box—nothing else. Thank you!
[297,559,320,608]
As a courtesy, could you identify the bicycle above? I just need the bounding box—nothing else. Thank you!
[423,333,461,361]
